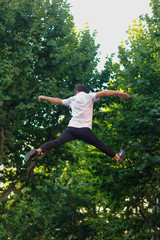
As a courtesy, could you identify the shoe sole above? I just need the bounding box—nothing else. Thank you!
[25,149,37,162]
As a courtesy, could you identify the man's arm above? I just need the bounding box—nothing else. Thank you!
[38,95,63,105]
[95,90,131,100]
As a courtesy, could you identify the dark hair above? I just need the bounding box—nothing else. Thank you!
[74,84,87,93]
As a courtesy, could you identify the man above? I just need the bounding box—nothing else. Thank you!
[25,84,131,163]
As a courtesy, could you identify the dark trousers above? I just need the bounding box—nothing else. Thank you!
[40,127,116,158]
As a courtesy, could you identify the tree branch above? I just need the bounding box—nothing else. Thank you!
[0,178,21,202]
[139,203,148,222]
[139,202,160,234]
[0,161,37,203]
[0,128,7,157]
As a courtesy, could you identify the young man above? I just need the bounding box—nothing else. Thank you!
[25,85,131,163]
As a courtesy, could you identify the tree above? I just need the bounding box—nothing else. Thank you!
[1,0,159,239]
[92,0,160,238]
[0,0,100,238]
[0,0,99,190]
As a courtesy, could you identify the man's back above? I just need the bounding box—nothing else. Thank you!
[62,92,99,129]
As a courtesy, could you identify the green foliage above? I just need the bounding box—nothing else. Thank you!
[0,0,99,238]
[0,0,160,239]
[0,165,98,239]
[93,0,160,238]
[0,0,99,169]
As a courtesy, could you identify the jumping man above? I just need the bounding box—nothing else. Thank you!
[25,84,131,163]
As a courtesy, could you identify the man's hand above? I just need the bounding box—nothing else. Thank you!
[38,95,46,100]
[118,92,131,100]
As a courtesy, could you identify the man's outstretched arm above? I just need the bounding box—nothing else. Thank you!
[95,90,131,100]
[38,95,63,105]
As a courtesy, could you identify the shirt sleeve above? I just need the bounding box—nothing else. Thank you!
[62,97,71,106]
[90,92,100,102]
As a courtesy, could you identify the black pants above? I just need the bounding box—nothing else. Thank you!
[40,127,116,158]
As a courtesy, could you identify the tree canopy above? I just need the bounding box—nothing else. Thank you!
[0,0,160,239]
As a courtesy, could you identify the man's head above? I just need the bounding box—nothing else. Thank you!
[74,84,88,94]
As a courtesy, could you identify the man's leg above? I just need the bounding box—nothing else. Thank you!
[26,129,75,162]
[38,128,75,153]
[70,127,123,162]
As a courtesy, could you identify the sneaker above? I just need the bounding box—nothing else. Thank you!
[117,149,125,164]
[25,149,38,162]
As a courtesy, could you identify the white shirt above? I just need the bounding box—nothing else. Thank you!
[62,92,99,129]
